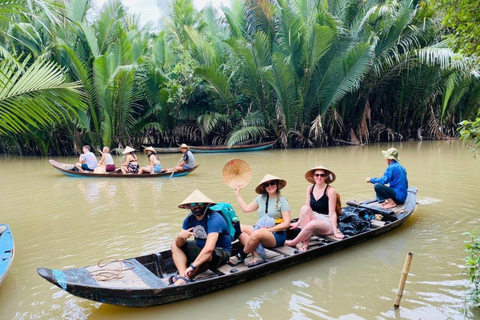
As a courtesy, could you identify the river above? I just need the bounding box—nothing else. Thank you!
[0,140,479,319]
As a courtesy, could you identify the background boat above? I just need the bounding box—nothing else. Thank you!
[189,141,276,153]
[49,160,198,178]
[0,224,14,286]
[37,188,417,307]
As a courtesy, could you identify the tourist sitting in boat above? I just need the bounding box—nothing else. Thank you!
[75,145,98,172]
[98,147,116,172]
[285,165,344,252]
[120,146,139,174]
[170,190,232,285]
[138,146,162,174]
[228,174,291,267]
[366,147,408,209]
[167,143,195,171]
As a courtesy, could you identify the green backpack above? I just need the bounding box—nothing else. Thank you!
[209,202,241,241]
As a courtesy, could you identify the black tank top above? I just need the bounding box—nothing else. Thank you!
[310,184,329,214]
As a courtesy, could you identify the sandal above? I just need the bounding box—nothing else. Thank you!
[168,275,193,285]
[247,257,267,268]
[227,253,244,266]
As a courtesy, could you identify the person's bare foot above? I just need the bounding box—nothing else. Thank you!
[383,201,397,209]
[381,200,389,207]
[297,241,309,252]
[285,240,295,247]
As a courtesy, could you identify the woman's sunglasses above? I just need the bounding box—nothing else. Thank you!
[189,202,204,207]
[314,173,326,178]
[263,181,277,188]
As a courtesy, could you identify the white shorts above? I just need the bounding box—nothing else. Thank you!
[313,213,334,235]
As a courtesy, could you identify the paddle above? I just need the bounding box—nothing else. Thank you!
[169,156,184,179]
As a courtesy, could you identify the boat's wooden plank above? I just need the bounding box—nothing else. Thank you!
[269,245,297,256]
[371,220,386,228]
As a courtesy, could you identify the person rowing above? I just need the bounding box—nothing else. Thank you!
[366,147,408,209]
[167,143,195,172]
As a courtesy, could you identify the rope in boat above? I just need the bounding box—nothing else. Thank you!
[87,257,136,281]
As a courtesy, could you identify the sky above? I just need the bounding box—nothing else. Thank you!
[94,0,232,26]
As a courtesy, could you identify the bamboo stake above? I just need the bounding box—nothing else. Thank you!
[394,252,414,309]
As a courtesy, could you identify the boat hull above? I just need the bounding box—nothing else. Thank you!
[0,224,14,286]
[49,160,198,178]
[37,188,417,307]
[189,141,276,153]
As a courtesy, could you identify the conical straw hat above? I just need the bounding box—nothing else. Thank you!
[178,189,216,209]
[222,159,252,189]
[304,165,336,184]
[255,174,287,194]
[123,146,136,154]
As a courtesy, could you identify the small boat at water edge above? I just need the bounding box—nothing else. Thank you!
[151,147,182,154]
[49,159,199,178]
[189,141,276,153]
[0,224,14,286]
[37,188,417,307]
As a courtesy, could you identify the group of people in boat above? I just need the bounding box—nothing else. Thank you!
[169,147,409,285]
[74,144,195,174]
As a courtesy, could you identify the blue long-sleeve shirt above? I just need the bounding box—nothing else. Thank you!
[370,161,408,203]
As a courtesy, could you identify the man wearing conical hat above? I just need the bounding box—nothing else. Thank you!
[167,143,195,172]
[366,147,409,209]
[170,190,232,285]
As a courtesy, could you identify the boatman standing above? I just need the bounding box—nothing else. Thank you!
[170,190,232,285]
[366,147,408,209]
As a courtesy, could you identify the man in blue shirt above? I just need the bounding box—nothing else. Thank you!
[170,190,232,285]
[366,148,408,209]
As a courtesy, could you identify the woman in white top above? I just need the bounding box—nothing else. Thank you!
[138,146,162,174]
[98,147,116,172]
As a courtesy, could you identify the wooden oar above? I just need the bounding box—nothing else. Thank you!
[169,156,184,179]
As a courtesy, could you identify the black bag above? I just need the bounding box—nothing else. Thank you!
[337,207,373,236]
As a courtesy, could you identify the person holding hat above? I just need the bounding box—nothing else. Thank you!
[120,146,140,174]
[170,190,232,285]
[228,174,291,267]
[366,147,408,209]
[168,143,195,172]
[285,166,344,251]
[75,145,98,172]
[138,146,162,174]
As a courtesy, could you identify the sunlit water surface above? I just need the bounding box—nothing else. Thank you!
[1,140,479,319]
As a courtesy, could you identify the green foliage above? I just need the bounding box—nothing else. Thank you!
[0,55,85,135]
[459,118,480,157]
[464,230,480,307]
[436,0,480,55]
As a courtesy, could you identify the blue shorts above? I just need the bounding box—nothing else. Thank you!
[81,163,94,171]
[272,231,287,247]
[152,164,162,173]
[182,165,192,170]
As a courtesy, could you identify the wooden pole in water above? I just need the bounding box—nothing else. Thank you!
[394,252,414,309]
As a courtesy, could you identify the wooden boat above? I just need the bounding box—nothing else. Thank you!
[37,188,417,307]
[151,147,181,154]
[49,159,198,178]
[0,224,14,286]
[189,141,276,153]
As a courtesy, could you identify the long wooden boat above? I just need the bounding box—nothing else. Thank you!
[151,147,182,154]
[189,141,276,153]
[37,188,417,307]
[49,159,198,178]
[0,224,14,286]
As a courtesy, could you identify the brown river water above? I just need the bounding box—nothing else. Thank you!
[1,140,479,319]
